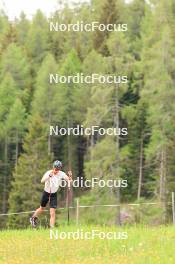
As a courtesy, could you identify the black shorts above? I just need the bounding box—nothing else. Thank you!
[40,191,57,209]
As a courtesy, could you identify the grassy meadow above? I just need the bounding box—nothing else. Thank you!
[0,225,175,264]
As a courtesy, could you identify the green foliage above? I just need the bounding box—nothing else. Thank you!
[0,0,175,227]
[32,53,58,123]
[0,43,30,89]
[8,115,52,227]
[6,98,27,136]
[57,49,81,121]
[26,10,49,66]
[93,0,122,55]
[16,12,30,46]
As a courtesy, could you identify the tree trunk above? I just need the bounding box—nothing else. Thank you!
[15,129,19,168]
[67,119,73,205]
[137,134,144,200]
[2,136,8,213]
[90,134,95,170]
[67,119,72,170]
[159,148,167,223]
[48,111,52,155]
[114,84,121,225]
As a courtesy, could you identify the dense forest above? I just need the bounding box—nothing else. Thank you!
[0,0,175,227]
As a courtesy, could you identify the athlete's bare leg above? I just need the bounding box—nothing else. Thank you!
[32,206,45,218]
[50,208,56,228]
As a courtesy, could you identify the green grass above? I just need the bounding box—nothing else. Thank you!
[0,225,175,264]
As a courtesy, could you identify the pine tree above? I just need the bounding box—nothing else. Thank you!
[32,53,58,154]
[83,49,110,144]
[0,73,18,213]
[57,49,81,171]
[121,101,149,199]
[127,0,146,59]
[32,53,58,122]
[0,10,10,55]
[0,45,30,214]
[8,115,52,228]
[26,10,49,67]
[140,0,175,221]
[93,0,122,55]
[0,43,31,108]
[16,12,30,46]
[6,98,27,166]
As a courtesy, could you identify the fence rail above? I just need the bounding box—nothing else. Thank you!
[1,193,175,225]
[0,200,173,214]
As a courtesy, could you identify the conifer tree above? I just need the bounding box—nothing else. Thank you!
[140,0,175,221]
[26,10,49,67]
[57,49,81,171]
[0,43,31,109]
[6,98,27,165]
[8,115,52,228]
[0,10,10,55]
[32,53,58,154]
[16,12,30,46]
[0,73,17,213]
[93,0,122,55]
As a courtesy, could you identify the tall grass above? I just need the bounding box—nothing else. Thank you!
[0,225,175,264]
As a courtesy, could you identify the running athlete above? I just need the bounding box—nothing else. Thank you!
[30,160,72,228]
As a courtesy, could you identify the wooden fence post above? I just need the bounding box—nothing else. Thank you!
[172,192,175,224]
